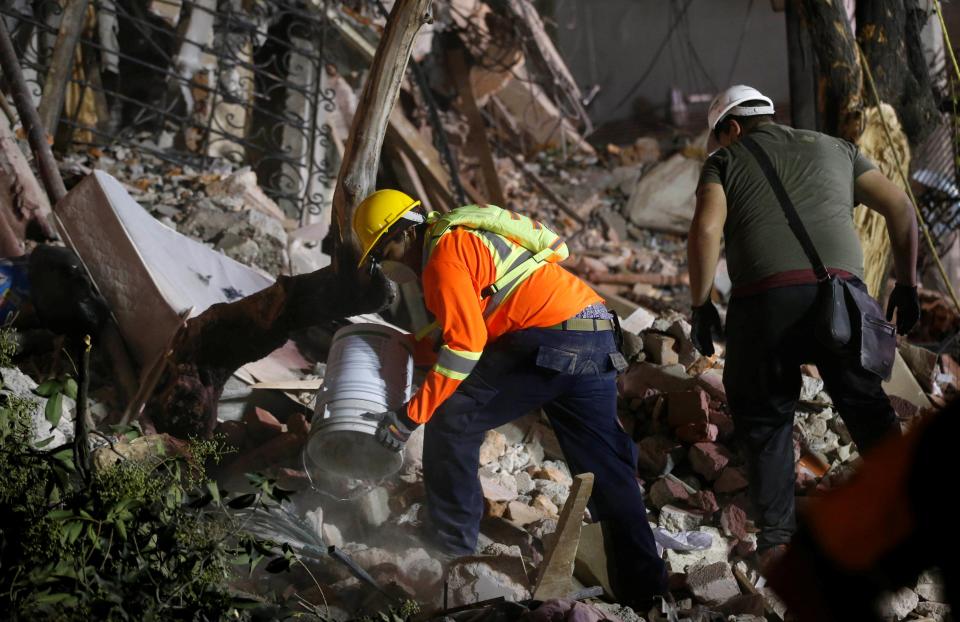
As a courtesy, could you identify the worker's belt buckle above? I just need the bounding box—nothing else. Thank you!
[545,318,614,331]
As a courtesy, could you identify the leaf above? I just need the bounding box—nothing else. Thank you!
[206,481,221,505]
[35,592,77,605]
[64,521,83,545]
[116,520,127,541]
[46,509,73,520]
[227,493,257,509]
[63,377,78,400]
[45,393,63,429]
[265,557,291,573]
[33,435,56,448]
[34,380,62,398]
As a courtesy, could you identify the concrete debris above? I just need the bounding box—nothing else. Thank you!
[480,429,509,466]
[877,587,920,620]
[445,555,532,606]
[658,504,705,533]
[915,569,947,603]
[3,1,952,618]
[637,435,685,477]
[687,560,741,606]
[688,442,732,481]
[664,526,730,573]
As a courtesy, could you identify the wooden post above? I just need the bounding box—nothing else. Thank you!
[532,472,594,600]
[448,45,507,208]
[0,20,68,203]
[786,0,819,130]
[37,0,90,145]
[331,0,435,266]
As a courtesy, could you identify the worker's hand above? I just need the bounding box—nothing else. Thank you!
[886,284,920,335]
[363,407,418,452]
[691,301,723,357]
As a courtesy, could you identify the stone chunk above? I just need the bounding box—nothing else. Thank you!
[676,422,719,444]
[877,587,919,620]
[689,442,731,480]
[688,561,740,606]
[714,467,750,494]
[649,477,690,509]
[479,430,508,466]
[658,504,704,533]
[668,389,711,427]
[480,471,519,503]
[445,555,531,606]
[506,501,548,527]
[643,332,679,365]
[637,435,684,477]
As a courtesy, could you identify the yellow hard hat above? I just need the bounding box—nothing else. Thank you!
[353,189,422,267]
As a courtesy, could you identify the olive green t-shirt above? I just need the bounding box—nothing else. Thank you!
[698,123,875,288]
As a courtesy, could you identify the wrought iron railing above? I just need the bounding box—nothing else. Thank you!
[0,0,338,220]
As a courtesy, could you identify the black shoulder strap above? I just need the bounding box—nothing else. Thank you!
[740,135,830,282]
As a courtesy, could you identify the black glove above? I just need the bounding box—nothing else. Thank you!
[886,284,920,335]
[363,407,418,452]
[691,300,723,357]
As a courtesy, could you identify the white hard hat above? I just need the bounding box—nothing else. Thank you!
[707,85,775,131]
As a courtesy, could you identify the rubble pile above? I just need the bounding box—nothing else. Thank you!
[1,0,958,619]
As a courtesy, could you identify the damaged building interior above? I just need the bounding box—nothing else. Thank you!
[1,0,959,620]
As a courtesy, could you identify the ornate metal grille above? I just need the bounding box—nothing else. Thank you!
[0,0,338,220]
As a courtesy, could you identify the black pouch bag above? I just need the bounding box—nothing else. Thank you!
[740,136,895,379]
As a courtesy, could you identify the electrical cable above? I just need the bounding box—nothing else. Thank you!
[609,0,695,114]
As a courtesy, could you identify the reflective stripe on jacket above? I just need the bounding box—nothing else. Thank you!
[405,227,602,424]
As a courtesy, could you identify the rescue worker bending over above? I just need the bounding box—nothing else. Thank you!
[354,190,667,607]
[687,85,920,570]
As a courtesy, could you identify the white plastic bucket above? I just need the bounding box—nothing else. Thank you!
[304,323,413,482]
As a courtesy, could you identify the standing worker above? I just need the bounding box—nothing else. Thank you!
[687,85,920,570]
[353,191,667,607]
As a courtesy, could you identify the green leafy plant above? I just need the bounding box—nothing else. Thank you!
[0,340,313,619]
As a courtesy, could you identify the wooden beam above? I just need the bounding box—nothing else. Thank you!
[331,0,435,265]
[38,0,90,142]
[532,472,594,600]
[449,46,507,208]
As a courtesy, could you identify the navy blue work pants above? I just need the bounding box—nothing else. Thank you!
[422,327,667,604]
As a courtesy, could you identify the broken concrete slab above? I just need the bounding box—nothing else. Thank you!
[658,504,705,533]
[883,351,932,410]
[445,555,531,606]
[687,561,741,607]
[618,362,697,400]
[898,341,939,393]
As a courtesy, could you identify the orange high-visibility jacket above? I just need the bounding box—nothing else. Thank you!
[406,228,601,424]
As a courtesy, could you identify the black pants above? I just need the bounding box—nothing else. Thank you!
[724,282,897,550]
